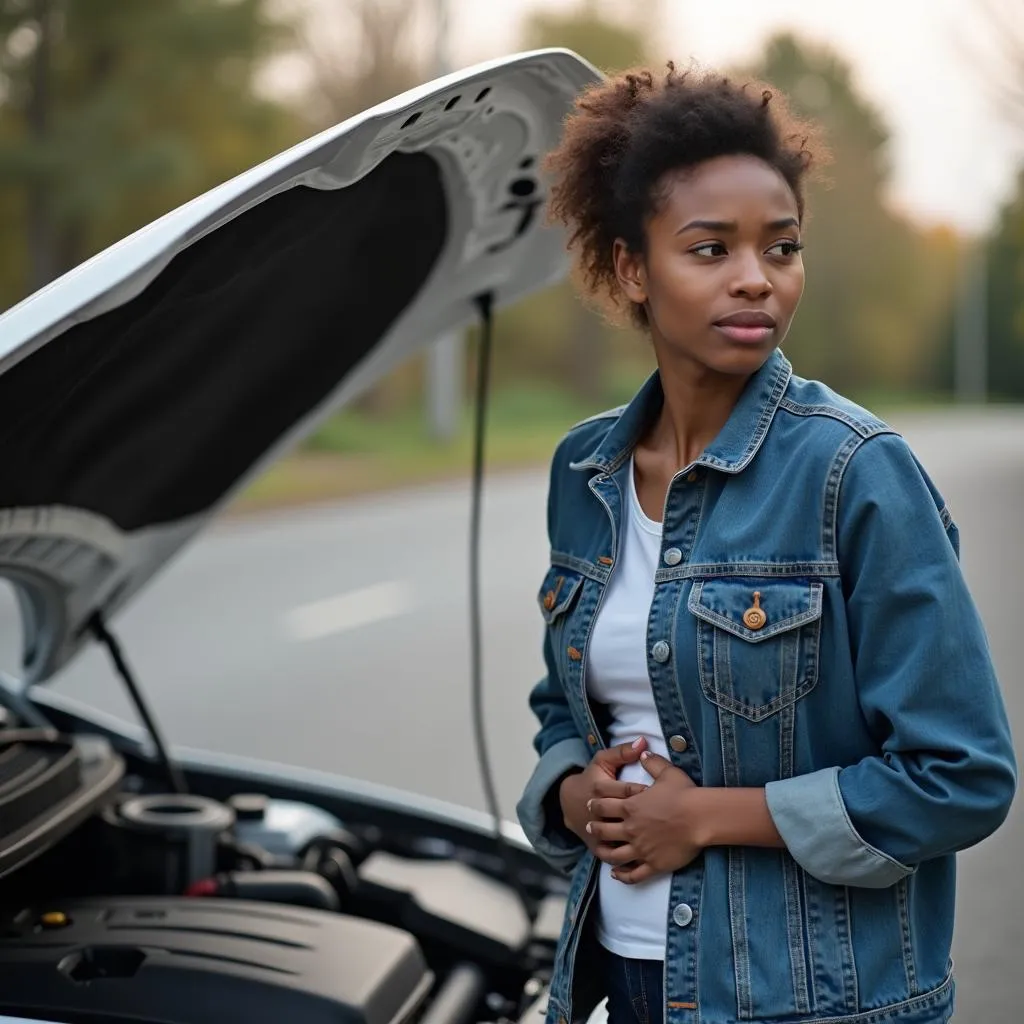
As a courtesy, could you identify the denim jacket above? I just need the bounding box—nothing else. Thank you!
[516,349,1016,1024]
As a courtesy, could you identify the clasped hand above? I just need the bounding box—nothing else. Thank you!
[559,738,705,885]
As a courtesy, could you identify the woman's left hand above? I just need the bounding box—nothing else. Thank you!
[586,750,705,884]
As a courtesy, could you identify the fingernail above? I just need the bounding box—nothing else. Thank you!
[585,822,592,834]
[631,737,644,749]
[640,750,650,760]
[587,799,593,813]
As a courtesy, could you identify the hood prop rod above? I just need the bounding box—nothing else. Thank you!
[89,611,188,795]
[469,292,532,920]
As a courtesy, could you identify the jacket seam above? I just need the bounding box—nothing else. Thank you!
[827,430,911,568]
[657,561,840,581]
[896,876,919,996]
[822,434,866,562]
[770,967,952,1023]
[777,396,892,438]
[549,550,610,584]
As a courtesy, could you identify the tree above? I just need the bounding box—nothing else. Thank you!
[963,0,1024,137]
[504,1,655,404]
[744,34,958,397]
[986,170,1024,398]
[0,0,303,308]
[289,0,425,130]
[971,1,1024,399]
[522,0,651,77]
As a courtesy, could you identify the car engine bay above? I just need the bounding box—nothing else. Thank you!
[0,203,572,1024]
[0,722,567,1024]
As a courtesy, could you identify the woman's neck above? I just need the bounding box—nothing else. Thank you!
[647,352,751,469]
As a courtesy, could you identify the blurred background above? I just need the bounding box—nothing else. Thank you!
[2,2,1024,1017]
[1,0,1023,511]
[1,6,1024,1019]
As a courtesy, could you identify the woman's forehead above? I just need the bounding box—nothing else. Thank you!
[654,155,800,226]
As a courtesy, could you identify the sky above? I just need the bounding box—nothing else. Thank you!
[440,0,1023,234]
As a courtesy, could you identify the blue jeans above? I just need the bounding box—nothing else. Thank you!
[603,950,663,1024]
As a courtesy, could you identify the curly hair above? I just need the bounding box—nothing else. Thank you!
[545,62,825,329]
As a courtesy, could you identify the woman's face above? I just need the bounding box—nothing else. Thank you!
[614,154,805,379]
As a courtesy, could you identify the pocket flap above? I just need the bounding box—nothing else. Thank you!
[688,577,823,642]
[537,567,584,625]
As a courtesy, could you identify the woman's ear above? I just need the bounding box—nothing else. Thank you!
[612,238,647,305]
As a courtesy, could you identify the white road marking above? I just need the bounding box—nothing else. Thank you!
[283,580,416,641]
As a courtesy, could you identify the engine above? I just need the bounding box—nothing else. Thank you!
[0,727,565,1024]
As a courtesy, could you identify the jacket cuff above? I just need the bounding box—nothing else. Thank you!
[516,736,590,873]
[765,767,915,888]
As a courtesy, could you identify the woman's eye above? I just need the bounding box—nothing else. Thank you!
[690,243,728,258]
[767,240,805,258]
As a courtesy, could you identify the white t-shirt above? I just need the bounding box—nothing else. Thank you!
[585,455,671,961]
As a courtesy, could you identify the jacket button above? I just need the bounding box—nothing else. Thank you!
[651,641,671,663]
[686,471,699,483]
[743,591,767,630]
[669,735,688,753]
[663,547,682,566]
[587,733,597,747]
[673,902,694,927]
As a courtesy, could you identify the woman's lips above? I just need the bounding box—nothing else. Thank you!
[713,311,776,344]
[713,323,775,344]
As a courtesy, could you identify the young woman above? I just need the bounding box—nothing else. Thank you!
[516,65,1016,1024]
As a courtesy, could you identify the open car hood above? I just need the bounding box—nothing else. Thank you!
[0,48,600,688]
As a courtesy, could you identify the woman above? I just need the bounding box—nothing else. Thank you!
[515,65,1016,1024]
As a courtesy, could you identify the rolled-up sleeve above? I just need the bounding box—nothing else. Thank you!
[515,735,589,872]
[766,431,1017,888]
[766,766,915,887]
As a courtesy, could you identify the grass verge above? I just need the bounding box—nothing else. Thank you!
[225,381,969,517]
[226,383,604,516]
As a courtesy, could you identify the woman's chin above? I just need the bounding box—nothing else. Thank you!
[696,342,779,378]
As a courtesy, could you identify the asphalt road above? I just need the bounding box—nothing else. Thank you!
[1,408,1022,1022]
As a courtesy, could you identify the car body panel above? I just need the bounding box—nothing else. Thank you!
[0,49,600,688]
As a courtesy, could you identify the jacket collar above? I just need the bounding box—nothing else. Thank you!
[570,347,792,475]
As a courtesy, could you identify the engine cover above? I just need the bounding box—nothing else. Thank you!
[0,896,432,1024]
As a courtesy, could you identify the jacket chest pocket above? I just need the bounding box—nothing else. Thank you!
[688,577,824,723]
[538,566,586,662]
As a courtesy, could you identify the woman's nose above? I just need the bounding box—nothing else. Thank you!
[728,252,773,299]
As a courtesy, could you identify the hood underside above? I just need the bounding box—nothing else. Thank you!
[0,49,601,687]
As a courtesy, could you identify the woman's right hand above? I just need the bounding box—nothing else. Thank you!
[559,738,650,854]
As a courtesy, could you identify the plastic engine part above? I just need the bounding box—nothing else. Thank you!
[0,896,432,1024]
[356,851,531,965]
